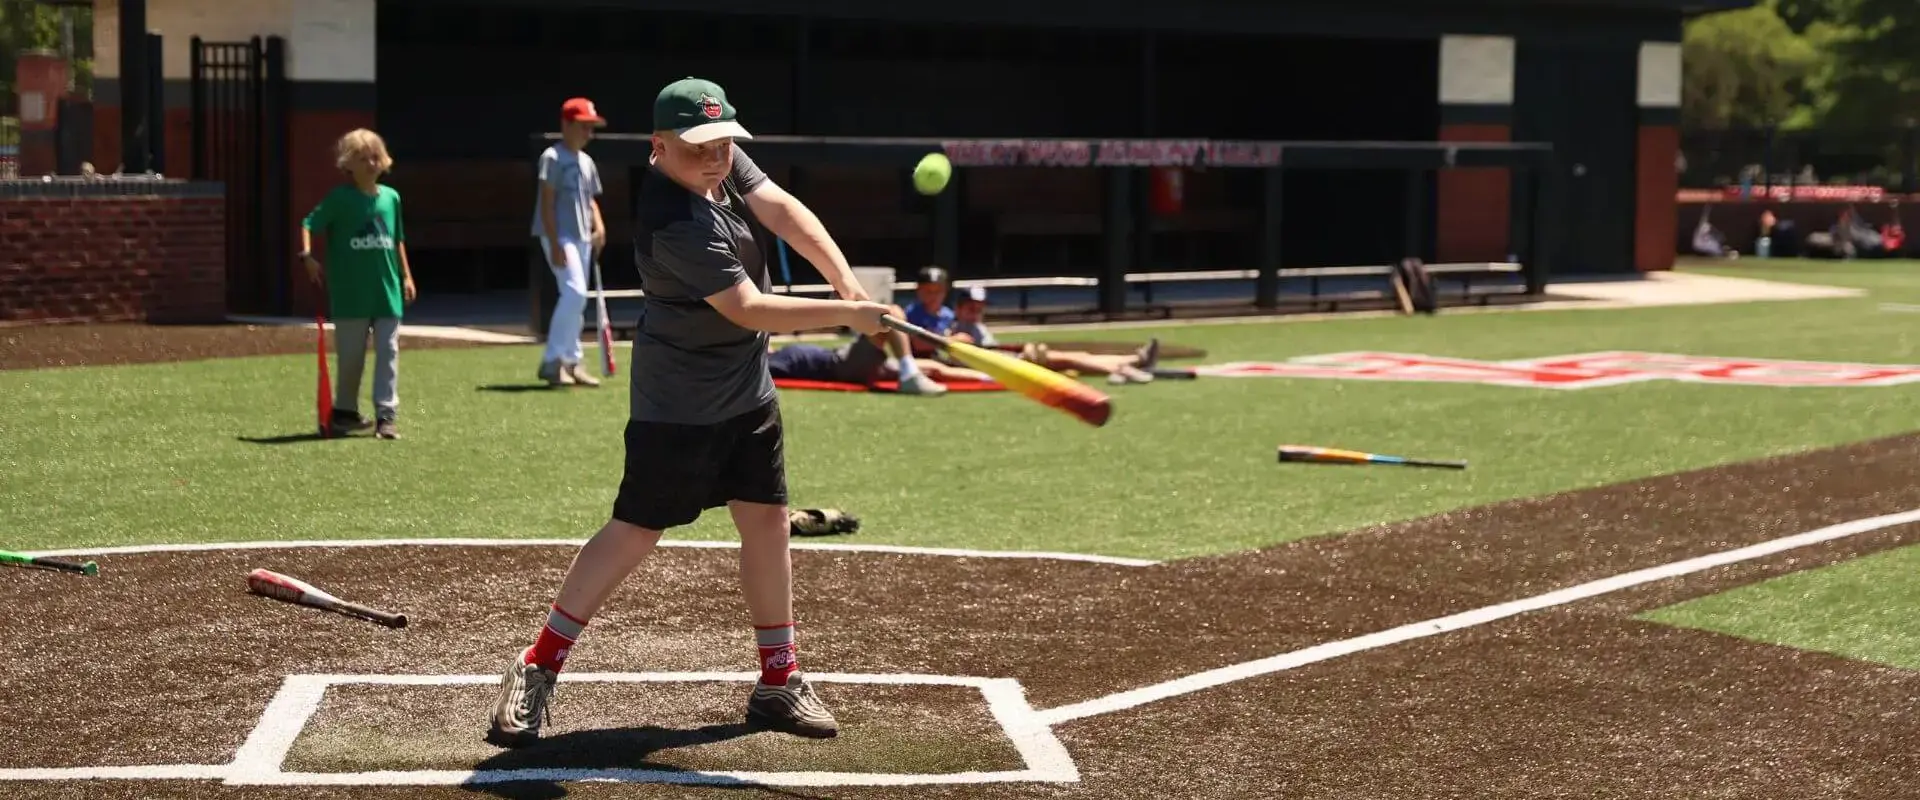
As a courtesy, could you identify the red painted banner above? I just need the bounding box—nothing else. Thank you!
[1197,352,1920,389]
[940,139,1284,168]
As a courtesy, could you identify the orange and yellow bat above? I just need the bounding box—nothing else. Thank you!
[882,315,1111,427]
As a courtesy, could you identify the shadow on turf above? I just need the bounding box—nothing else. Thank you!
[476,383,559,393]
[235,431,338,445]
[459,722,833,799]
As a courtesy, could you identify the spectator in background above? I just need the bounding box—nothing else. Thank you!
[1692,218,1740,259]
[1832,207,1885,259]
[952,287,1162,385]
[901,266,954,359]
[1880,201,1907,256]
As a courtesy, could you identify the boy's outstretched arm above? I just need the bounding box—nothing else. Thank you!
[744,182,866,302]
[704,280,889,337]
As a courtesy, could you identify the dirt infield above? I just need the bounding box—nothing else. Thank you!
[0,322,493,371]
[7,433,1920,798]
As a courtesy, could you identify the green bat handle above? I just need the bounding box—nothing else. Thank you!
[0,550,99,576]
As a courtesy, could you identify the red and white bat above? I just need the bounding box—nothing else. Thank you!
[315,311,333,438]
[246,568,408,628]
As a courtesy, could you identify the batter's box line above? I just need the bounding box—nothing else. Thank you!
[223,671,1080,788]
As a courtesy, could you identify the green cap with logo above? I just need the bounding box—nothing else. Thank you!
[653,77,753,144]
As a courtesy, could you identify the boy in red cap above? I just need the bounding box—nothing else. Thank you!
[531,97,608,387]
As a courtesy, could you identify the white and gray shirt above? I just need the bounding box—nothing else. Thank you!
[531,144,602,242]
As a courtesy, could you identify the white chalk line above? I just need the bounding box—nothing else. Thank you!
[221,671,1074,787]
[23,537,1159,568]
[1034,506,1920,726]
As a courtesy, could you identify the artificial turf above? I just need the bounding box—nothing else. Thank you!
[3,261,1918,558]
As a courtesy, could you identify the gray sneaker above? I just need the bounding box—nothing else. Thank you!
[537,360,574,387]
[485,649,558,748]
[745,673,839,738]
[566,362,601,388]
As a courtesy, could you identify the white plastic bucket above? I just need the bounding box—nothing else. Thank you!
[851,266,897,305]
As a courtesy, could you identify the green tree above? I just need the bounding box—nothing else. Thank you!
[1682,2,1823,128]
[1806,0,1920,128]
[0,0,92,110]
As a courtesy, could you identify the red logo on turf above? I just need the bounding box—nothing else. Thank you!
[1195,352,1920,389]
[699,95,722,119]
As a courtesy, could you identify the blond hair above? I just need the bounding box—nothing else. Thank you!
[335,128,394,173]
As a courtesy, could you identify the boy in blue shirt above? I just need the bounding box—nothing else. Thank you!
[901,266,955,358]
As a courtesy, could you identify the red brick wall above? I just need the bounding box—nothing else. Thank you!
[1435,124,1513,262]
[0,195,226,324]
[1635,125,1680,271]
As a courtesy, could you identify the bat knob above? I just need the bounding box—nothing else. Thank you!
[82,561,98,577]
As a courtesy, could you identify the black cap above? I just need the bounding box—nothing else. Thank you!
[916,266,949,285]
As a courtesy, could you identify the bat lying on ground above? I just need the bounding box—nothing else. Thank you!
[1277,444,1468,470]
[881,315,1112,427]
[247,568,409,628]
[0,550,98,576]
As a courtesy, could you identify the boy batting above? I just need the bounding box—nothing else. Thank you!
[487,78,892,745]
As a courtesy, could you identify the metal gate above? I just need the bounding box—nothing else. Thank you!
[190,35,290,315]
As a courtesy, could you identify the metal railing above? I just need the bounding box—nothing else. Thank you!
[1681,126,1920,195]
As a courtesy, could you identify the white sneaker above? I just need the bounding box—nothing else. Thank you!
[897,374,949,396]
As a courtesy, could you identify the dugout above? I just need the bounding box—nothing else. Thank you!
[527,133,1560,324]
[79,0,1750,318]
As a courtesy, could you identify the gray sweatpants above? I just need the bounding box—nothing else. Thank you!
[332,317,401,420]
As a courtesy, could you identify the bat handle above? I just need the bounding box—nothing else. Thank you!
[340,601,409,628]
[879,314,936,341]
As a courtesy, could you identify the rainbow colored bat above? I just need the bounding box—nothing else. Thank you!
[1277,444,1467,470]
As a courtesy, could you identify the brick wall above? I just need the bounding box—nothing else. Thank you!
[0,185,226,325]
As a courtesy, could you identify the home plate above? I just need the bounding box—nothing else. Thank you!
[224,672,1079,787]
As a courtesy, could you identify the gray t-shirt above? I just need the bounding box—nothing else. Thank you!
[629,144,775,425]
[530,145,602,242]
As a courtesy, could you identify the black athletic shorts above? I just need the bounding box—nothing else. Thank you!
[612,399,787,531]
[831,337,890,384]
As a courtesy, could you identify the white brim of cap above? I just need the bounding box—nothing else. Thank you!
[676,120,753,144]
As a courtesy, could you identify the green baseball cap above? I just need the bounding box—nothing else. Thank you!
[653,77,752,144]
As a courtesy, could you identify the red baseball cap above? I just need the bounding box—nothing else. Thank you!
[561,97,606,126]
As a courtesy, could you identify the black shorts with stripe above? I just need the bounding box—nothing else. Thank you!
[612,400,787,531]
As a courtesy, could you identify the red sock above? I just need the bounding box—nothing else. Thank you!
[526,604,587,672]
[756,622,798,686]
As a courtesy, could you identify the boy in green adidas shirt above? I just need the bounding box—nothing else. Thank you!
[300,128,417,440]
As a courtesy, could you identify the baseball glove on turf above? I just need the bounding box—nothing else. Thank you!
[789,508,861,537]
